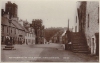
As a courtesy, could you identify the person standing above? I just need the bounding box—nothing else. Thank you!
[68,41,72,50]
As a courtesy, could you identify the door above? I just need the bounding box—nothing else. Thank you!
[95,33,99,56]
[91,38,96,55]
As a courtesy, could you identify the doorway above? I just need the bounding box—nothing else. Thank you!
[95,33,99,56]
[91,37,96,55]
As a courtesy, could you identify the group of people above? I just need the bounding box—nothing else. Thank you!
[5,36,24,45]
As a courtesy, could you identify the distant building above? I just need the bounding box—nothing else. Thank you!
[51,30,65,44]
[25,27,35,45]
[19,20,36,45]
[61,30,67,44]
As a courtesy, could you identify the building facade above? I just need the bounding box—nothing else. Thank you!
[22,20,36,45]
[25,27,35,45]
[1,14,25,45]
[85,1,99,55]
[1,1,25,45]
[77,1,99,55]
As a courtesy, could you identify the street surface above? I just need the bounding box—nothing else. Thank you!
[1,43,99,62]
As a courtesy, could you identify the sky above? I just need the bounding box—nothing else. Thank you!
[1,0,77,28]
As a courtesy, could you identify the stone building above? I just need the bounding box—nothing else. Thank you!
[85,1,99,55]
[1,1,25,45]
[25,27,35,45]
[18,20,36,45]
[76,1,99,55]
[1,13,16,44]
[1,13,25,44]
[5,1,18,18]
[73,4,80,32]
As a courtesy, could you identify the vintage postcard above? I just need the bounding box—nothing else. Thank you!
[1,0,99,62]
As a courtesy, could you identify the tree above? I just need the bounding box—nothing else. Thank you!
[44,27,63,42]
[31,19,44,44]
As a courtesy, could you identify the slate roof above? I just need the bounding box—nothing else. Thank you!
[1,17,10,26]
[24,27,29,33]
[12,20,23,30]
[61,30,67,36]
[1,17,25,31]
[1,17,15,28]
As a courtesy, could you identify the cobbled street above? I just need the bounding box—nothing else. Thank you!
[1,43,99,62]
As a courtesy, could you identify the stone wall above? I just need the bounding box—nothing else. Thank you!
[85,1,99,49]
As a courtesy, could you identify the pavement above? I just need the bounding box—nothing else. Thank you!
[1,43,99,62]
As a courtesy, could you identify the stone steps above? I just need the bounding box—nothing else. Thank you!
[73,48,88,51]
[72,43,87,45]
[73,50,88,53]
[72,39,86,42]
[5,46,14,48]
[71,32,88,53]
[3,45,16,50]
[73,46,88,48]
[3,48,16,50]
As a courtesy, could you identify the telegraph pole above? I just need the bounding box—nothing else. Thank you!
[68,19,69,31]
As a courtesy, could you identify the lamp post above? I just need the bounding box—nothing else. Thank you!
[65,19,70,50]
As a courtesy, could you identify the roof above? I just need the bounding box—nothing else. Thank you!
[61,30,66,36]
[12,20,23,30]
[24,27,29,33]
[1,17,15,28]
[2,17,9,26]
[2,16,25,31]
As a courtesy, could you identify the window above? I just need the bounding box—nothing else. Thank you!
[2,36,4,42]
[7,27,8,33]
[88,14,89,27]
[15,29,16,34]
[2,25,4,33]
[98,7,99,23]
[11,28,12,33]
[76,16,77,23]
[75,26,77,32]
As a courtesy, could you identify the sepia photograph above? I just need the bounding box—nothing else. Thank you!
[1,0,99,62]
